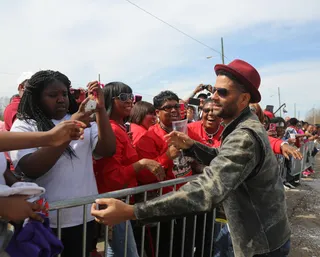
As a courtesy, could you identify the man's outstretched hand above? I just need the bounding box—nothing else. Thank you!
[91,198,136,226]
[164,131,194,150]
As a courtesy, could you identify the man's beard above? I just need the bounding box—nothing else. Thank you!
[213,103,238,121]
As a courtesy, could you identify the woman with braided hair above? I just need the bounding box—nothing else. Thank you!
[9,70,116,257]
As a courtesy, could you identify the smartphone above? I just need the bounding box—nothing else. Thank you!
[188,98,201,106]
[266,105,274,113]
[71,89,81,99]
[96,204,108,210]
[125,123,131,133]
[179,103,185,112]
[201,84,210,90]
[269,123,276,131]
[134,95,142,103]
[85,99,97,112]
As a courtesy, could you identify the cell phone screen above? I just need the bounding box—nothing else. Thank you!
[125,123,131,133]
[269,123,276,131]
[266,105,274,113]
[188,98,200,106]
[134,95,142,103]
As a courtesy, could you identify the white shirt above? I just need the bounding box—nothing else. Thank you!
[10,114,99,228]
[0,153,7,185]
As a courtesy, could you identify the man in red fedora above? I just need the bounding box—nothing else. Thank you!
[91,60,291,257]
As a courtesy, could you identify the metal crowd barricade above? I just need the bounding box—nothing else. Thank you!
[50,175,217,257]
[50,142,317,257]
[276,141,316,182]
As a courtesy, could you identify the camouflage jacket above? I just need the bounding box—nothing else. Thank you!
[134,107,291,257]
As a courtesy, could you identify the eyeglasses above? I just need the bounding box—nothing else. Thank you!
[202,108,214,113]
[113,93,134,102]
[212,87,229,98]
[212,87,247,98]
[158,104,180,112]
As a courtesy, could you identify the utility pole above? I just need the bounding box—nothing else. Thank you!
[221,37,225,64]
[98,74,101,83]
[294,103,296,118]
[278,87,282,117]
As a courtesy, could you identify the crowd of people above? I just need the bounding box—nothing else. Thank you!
[0,59,318,257]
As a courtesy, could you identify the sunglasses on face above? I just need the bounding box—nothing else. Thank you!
[212,87,230,98]
[113,93,134,102]
[202,108,214,113]
[213,87,247,98]
[158,104,180,112]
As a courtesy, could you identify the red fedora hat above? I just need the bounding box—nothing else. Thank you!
[214,59,261,103]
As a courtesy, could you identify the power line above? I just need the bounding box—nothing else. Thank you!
[0,72,19,76]
[124,0,229,60]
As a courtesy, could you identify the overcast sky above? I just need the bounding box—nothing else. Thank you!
[1,0,319,119]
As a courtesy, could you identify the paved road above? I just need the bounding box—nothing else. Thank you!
[287,155,320,257]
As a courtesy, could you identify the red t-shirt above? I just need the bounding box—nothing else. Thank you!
[4,96,20,131]
[188,121,223,147]
[135,124,193,193]
[94,120,139,193]
[94,120,158,193]
[130,123,147,146]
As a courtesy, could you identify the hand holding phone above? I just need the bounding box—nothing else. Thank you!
[84,99,97,113]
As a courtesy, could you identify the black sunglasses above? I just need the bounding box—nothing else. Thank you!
[212,87,229,98]
[158,104,180,112]
[113,93,134,102]
[213,87,248,98]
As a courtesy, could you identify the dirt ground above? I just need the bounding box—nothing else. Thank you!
[286,155,320,257]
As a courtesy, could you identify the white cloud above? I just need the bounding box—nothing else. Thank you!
[0,0,319,115]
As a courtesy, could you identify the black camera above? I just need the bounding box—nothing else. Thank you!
[201,84,210,90]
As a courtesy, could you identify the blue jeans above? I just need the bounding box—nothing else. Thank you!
[213,224,234,257]
[213,224,290,257]
[106,221,139,257]
[254,240,290,257]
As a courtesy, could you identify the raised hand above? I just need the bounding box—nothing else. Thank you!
[71,97,96,127]
[87,81,105,110]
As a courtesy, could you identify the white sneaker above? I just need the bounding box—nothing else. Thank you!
[284,182,296,189]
